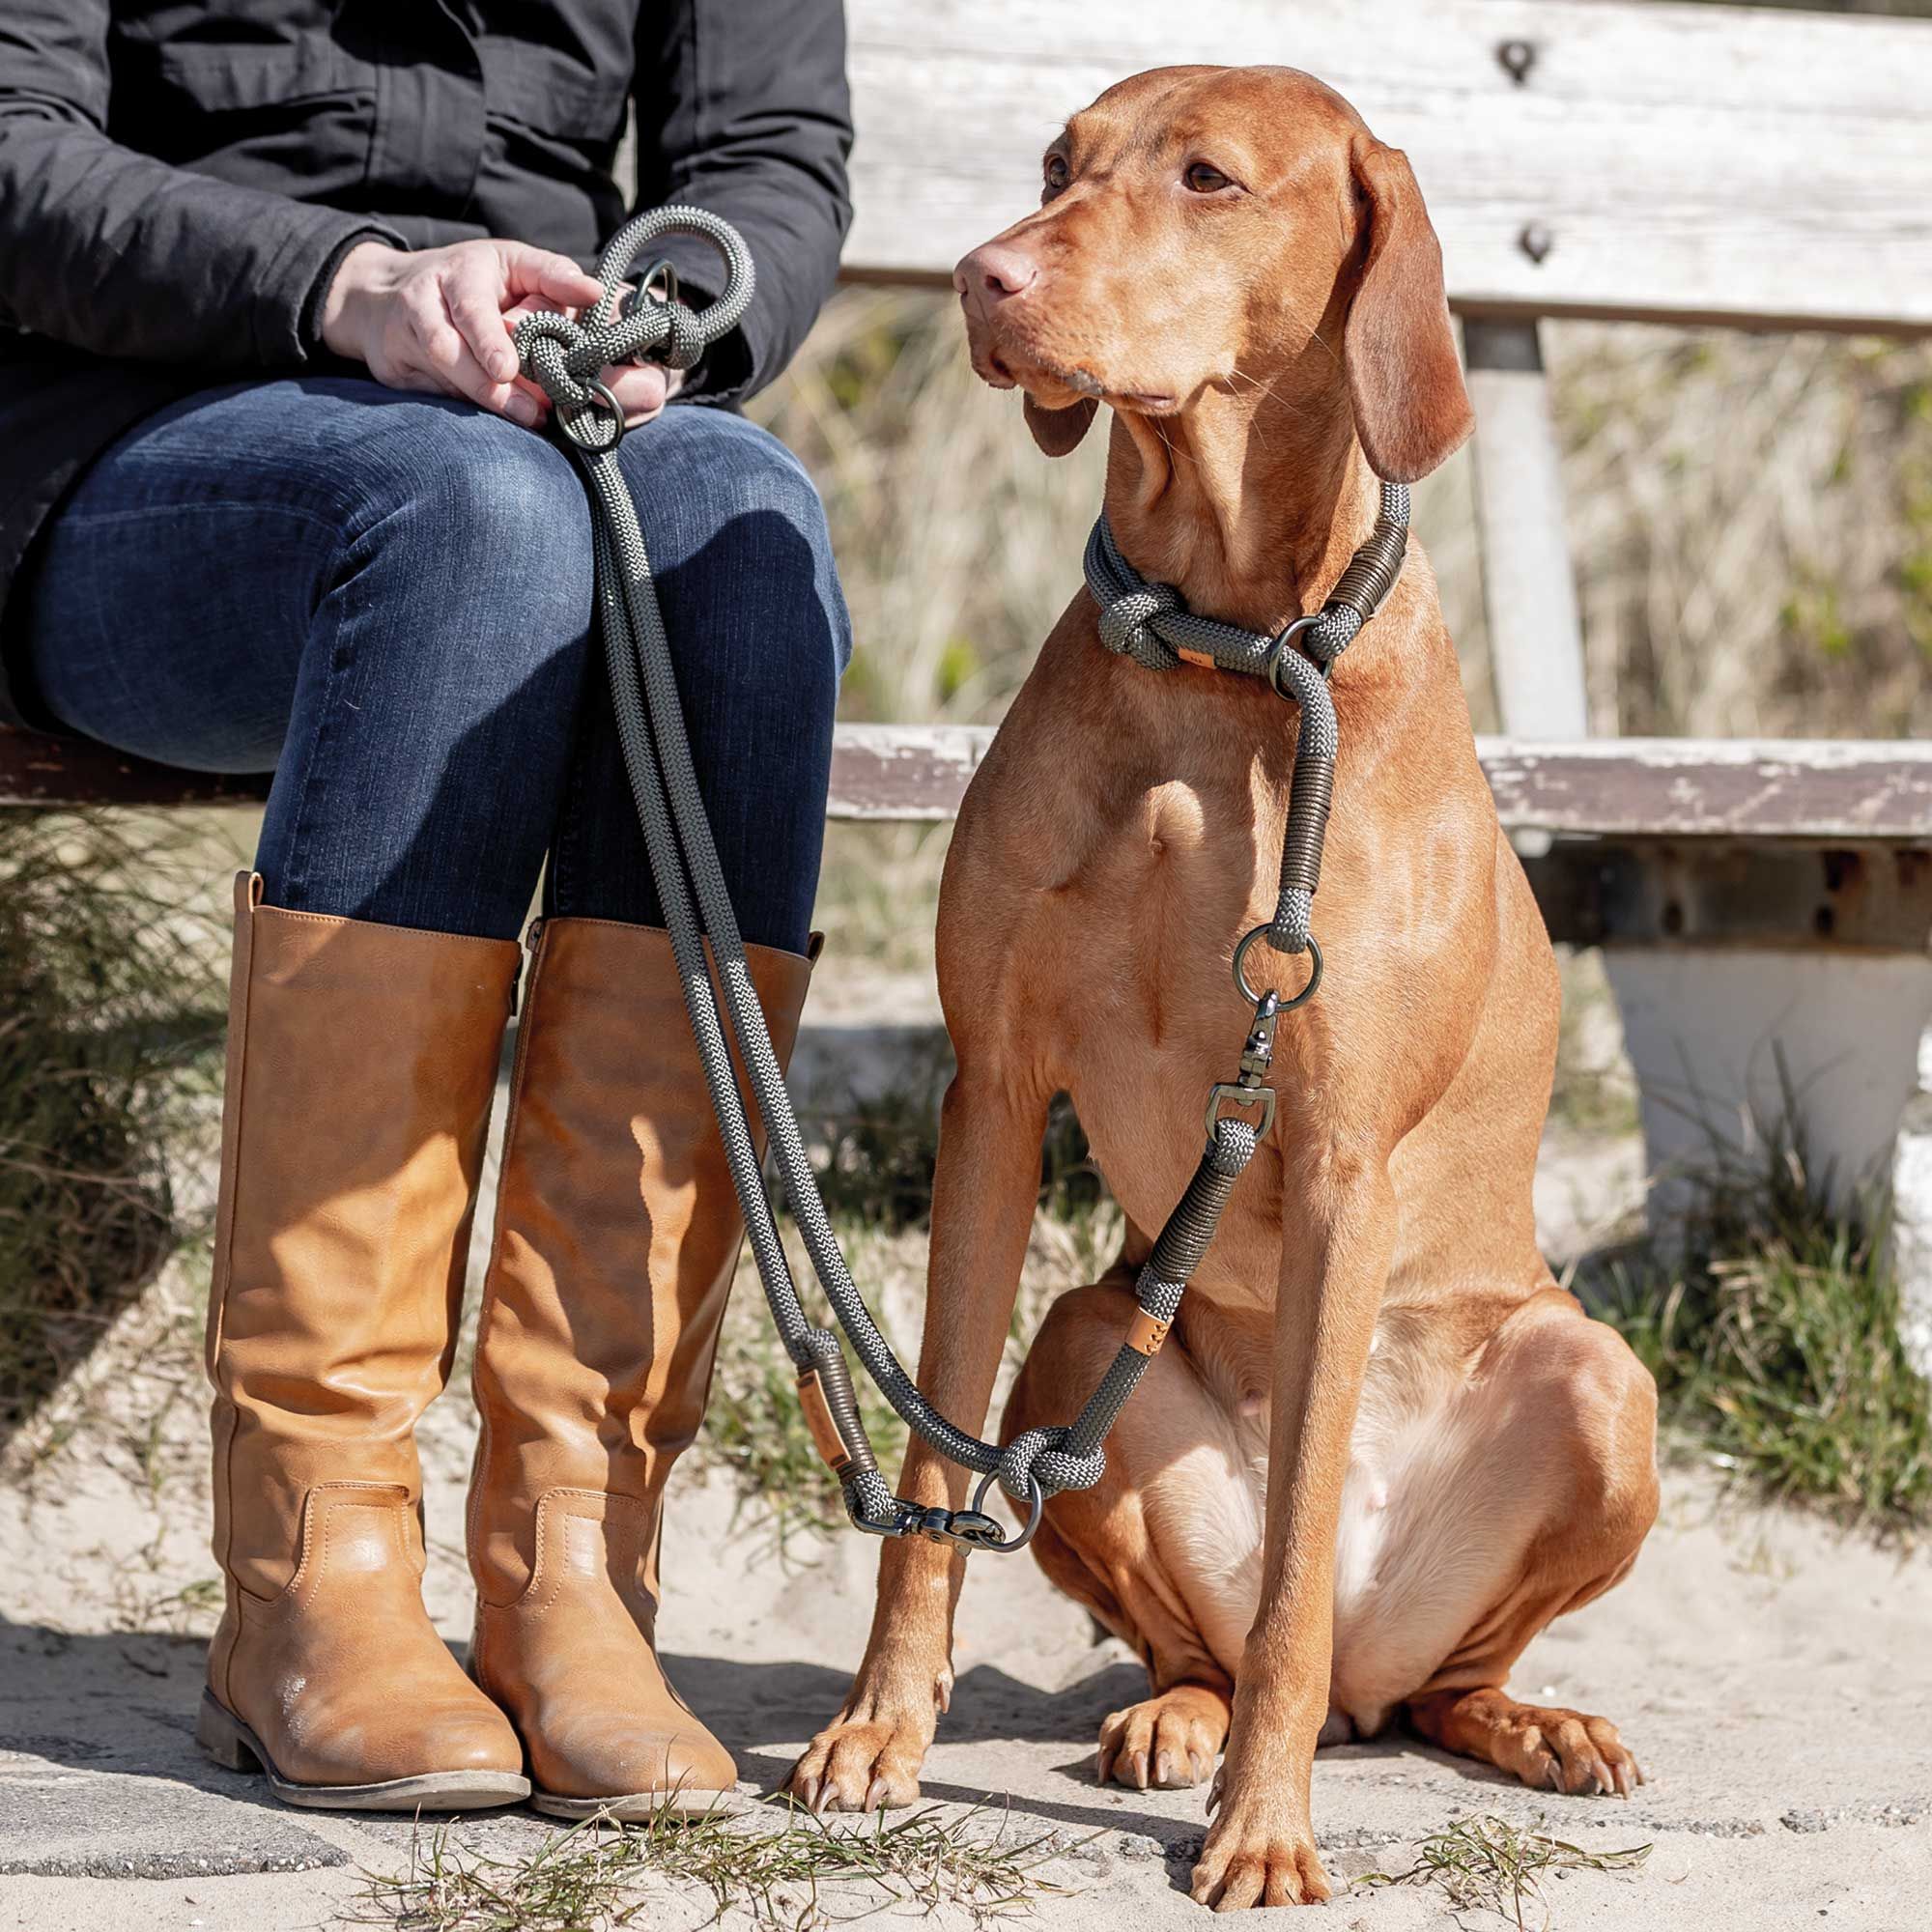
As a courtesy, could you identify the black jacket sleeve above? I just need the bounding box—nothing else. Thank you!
[633,0,853,405]
[0,0,399,369]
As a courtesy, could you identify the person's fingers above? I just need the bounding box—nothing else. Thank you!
[603,362,670,426]
[410,283,540,424]
[443,260,521,386]
[498,241,605,310]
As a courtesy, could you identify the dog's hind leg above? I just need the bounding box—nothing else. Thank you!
[1338,1289,1659,1796]
[1004,1279,1261,1791]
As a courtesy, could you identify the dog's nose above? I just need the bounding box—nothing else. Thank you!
[952,242,1039,310]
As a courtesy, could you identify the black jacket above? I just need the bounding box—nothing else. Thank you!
[0,0,852,725]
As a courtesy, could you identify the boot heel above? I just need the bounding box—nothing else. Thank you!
[196,1690,264,1774]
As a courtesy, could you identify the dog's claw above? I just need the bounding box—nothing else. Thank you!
[1094,1689,1230,1794]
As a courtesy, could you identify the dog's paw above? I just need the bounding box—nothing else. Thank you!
[787,1717,927,1813]
[1096,1684,1231,1790]
[1491,1701,1644,1798]
[1190,1791,1330,1912]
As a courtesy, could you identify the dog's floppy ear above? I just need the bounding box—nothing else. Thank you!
[1343,139,1473,484]
[1023,393,1097,456]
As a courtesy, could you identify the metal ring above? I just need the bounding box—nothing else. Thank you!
[1264,614,1321,698]
[636,257,680,311]
[557,377,625,454]
[1233,925,1322,1009]
[970,1468,1046,1552]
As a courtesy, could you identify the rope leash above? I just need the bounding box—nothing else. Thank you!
[520,208,1401,1553]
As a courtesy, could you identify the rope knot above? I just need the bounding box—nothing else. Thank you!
[1096,580,1185,672]
[998,1424,1107,1503]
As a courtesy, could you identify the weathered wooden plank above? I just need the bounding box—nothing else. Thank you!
[1477,739,1932,842]
[821,723,996,822]
[828,729,1932,841]
[1463,322,1588,740]
[843,0,1932,335]
[1523,841,1932,953]
[11,724,1931,844]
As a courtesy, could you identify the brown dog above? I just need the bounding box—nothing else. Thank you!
[789,66,1660,1910]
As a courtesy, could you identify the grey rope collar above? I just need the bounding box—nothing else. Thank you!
[525,209,1403,1550]
[1084,482,1410,954]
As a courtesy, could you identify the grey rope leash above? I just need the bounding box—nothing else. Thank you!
[519,208,1369,1552]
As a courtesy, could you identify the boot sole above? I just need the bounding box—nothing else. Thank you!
[197,1690,531,1812]
[532,1784,742,1821]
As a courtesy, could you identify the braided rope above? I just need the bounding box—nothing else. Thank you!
[527,210,1187,1544]
[516,205,754,445]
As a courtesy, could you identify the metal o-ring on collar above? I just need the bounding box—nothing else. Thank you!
[1234,925,1322,1009]
[1264,613,1322,697]
[970,1467,1046,1551]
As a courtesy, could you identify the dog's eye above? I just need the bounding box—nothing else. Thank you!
[1042,153,1071,200]
[1184,162,1232,194]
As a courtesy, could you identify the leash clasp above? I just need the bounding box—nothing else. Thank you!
[1206,987,1281,1141]
[855,1477,1043,1555]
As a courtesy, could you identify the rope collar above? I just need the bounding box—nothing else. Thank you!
[1082,480,1409,956]
[1083,479,1410,681]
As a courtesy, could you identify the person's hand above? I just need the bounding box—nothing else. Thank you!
[320,239,606,427]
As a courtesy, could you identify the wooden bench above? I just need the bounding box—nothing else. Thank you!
[6,0,1932,1314]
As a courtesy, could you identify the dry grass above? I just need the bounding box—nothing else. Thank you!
[1355,1813,1651,1930]
[351,1799,1084,1932]
[0,810,229,1433]
[1595,1122,1931,1532]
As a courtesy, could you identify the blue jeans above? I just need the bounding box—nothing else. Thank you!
[16,379,850,953]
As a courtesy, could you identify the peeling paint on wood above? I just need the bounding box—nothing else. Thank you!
[7,724,1930,841]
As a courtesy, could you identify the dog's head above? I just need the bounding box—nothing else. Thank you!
[952,65,1472,484]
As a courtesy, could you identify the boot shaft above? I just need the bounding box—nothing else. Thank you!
[209,874,520,1601]
[469,917,817,1607]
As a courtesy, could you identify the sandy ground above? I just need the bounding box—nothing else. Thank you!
[2,1027,1926,1931]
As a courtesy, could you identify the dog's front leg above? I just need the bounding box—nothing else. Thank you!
[1190,1160,1395,1911]
[789,1063,1051,1812]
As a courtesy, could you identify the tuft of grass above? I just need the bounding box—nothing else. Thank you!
[1592,1127,1931,1530]
[0,810,228,1433]
[1356,1814,1651,1930]
[351,1798,1082,1931]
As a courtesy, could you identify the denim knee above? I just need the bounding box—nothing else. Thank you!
[327,403,596,715]
[617,407,851,684]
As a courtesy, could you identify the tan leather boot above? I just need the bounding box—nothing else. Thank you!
[468,917,815,1818]
[196,873,528,1810]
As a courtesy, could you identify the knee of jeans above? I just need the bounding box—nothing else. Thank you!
[632,412,852,675]
[335,408,595,689]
